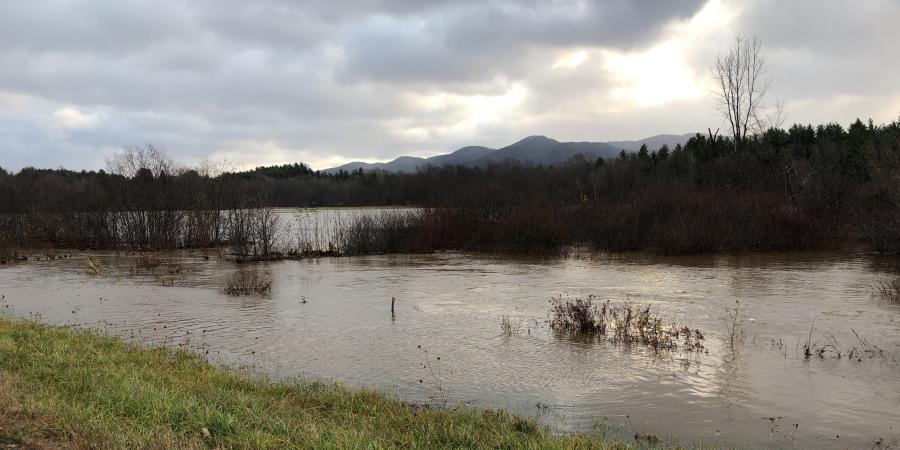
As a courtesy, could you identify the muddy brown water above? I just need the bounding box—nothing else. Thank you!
[1,217,899,449]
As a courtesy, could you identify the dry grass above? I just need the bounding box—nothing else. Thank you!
[85,257,107,277]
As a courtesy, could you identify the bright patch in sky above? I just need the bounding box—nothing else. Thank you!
[52,107,99,129]
[599,0,735,109]
[464,83,527,124]
[552,50,589,69]
[403,83,528,142]
[604,43,704,107]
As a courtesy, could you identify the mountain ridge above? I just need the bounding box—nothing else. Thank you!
[323,133,695,174]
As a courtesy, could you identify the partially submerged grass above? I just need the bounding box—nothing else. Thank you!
[133,253,162,270]
[224,270,272,296]
[499,315,524,336]
[874,275,900,304]
[549,296,705,353]
[85,257,107,277]
[0,318,638,449]
[128,253,183,279]
[799,322,890,361]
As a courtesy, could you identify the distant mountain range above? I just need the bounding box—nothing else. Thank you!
[323,133,696,174]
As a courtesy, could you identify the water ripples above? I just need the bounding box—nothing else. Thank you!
[1,249,898,449]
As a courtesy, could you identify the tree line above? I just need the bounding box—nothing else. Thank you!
[1,118,899,254]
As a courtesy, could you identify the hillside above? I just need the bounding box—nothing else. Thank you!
[323,133,694,173]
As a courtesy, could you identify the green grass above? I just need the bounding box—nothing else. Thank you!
[0,318,650,449]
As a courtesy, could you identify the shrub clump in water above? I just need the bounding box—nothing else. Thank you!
[223,270,272,296]
[549,295,704,352]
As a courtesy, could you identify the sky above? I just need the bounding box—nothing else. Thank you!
[1,0,899,172]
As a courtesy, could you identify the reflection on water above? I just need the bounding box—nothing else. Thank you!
[1,248,899,449]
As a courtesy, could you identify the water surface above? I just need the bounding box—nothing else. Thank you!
[2,246,898,449]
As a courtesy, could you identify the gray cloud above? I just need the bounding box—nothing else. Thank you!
[0,0,898,172]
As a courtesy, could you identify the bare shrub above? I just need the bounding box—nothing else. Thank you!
[549,296,605,335]
[226,209,254,256]
[336,211,420,255]
[226,206,284,258]
[223,270,272,296]
[549,295,704,352]
[252,206,282,257]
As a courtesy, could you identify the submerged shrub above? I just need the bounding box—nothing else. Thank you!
[549,295,704,352]
[223,270,272,296]
[549,296,605,335]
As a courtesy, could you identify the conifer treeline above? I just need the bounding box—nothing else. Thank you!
[1,119,898,254]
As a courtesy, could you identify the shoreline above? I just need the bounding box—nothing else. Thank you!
[0,318,654,449]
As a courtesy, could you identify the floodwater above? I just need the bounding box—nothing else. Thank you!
[1,222,899,449]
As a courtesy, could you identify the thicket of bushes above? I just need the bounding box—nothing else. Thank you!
[1,118,898,255]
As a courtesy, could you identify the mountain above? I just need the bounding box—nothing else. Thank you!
[471,136,558,165]
[424,146,494,167]
[467,136,621,167]
[323,133,695,173]
[533,141,620,165]
[324,146,494,174]
[324,156,427,174]
[605,133,695,152]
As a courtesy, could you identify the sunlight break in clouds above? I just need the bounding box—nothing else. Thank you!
[604,43,703,107]
[602,0,736,108]
[399,83,528,143]
[52,107,100,129]
[552,50,589,70]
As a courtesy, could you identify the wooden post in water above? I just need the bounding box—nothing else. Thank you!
[391,297,395,319]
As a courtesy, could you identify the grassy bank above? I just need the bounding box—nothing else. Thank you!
[0,319,638,449]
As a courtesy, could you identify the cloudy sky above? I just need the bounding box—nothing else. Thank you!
[1,0,898,171]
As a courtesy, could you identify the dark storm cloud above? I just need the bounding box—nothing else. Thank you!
[0,0,897,171]
[337,0,705,84]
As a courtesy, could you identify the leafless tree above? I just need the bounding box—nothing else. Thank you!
[712,35,774,150]
[106,144,181,177]
[196,156,233,178]
[252,205,282,257]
